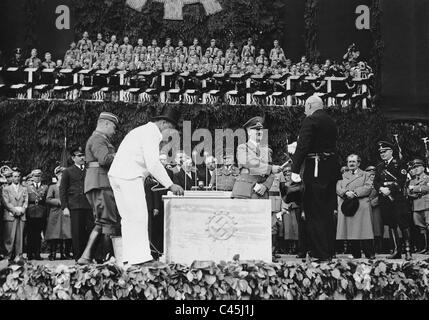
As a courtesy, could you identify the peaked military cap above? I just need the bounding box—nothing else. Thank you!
[410,159,425,169]
[377,140,394,152]
[243,116,264,130]
[98,112,119,127]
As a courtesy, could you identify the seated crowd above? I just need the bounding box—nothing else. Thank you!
[0,33,373,106]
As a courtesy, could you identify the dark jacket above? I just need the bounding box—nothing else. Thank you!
[292,109,338,174]
[373,158,407,201]
[60,165,92,210]
[173,169,199,191]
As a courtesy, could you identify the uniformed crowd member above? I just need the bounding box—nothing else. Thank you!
[291,95,340,262]
[406,159,429,253]
[278,165,302,255]
[211,153,239,191]
[8,48,25,68]
[77,112,121,265]
[234,116,282,199]
[25,48,42,68]
[25,169,48,260]
[60,147,93,261]
[373,140,412,260]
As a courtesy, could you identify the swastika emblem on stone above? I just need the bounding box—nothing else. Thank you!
[126,0,222,20]
[206,210,237,240]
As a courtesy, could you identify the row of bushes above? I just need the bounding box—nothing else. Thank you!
[1,259,429,300]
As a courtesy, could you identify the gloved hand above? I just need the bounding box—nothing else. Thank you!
[291,173,302,183]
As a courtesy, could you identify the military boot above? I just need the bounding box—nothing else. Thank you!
[402,228,413,261]
[387,228,402,259]
[417,230,428,254]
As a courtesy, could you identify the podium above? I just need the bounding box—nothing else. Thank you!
[163,191,272,265]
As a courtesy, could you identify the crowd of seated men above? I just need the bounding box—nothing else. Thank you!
[0,33,374,106]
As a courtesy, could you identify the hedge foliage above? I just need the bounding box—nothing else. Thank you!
[1,259,429,300]
[0,99,428,176]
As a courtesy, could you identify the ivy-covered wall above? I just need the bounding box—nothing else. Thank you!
[1,99,428,176]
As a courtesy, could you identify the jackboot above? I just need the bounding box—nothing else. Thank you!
[64,240,73,259]
[417,230,428,254]
[402,228,413,261]
[59,240,66,260]
[387,228,402,259]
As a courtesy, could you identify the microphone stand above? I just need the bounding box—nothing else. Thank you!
[193,152,197,190]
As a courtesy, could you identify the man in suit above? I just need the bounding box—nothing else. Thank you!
[291,95,340,262]
[374,141,412,260]
[234,116,281,199]
[2,170,28,262]
[108,106,184,266]
[77,112,121,265]
[145,154,176,259]
[26,169,48,260]
[406,159,429,254]
[173,156,200,190]
[60,146,93,261]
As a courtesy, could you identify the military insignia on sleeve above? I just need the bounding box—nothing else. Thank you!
[401,169,407,175]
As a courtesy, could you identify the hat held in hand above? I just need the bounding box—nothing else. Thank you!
[341,197,359,217]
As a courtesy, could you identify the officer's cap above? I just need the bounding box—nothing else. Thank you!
[365,166,376,172]
[71,146,85,157]
[98,112,119,127]
[31,169,42,177]
[377,140,394,152]
[243,116,264,130]
[410,159,425,169]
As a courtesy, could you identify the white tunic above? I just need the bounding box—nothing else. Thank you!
[108,122,173,189]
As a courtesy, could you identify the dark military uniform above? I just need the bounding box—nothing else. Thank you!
[25,177,48,259]
[374,158,409,229]
[373,141,412,260]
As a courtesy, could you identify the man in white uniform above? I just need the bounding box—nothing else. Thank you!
[108,106,184,266]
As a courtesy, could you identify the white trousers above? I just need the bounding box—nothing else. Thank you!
[109,176,153,265]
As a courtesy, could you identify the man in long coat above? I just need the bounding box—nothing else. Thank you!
[336,154,375,259]
[291,95,340,262]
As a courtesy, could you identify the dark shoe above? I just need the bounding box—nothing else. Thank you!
[27,253,34,260]
[296,252,306,259]
[48,253,55,261]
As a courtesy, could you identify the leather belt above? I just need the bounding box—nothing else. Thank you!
[307,152,335,178]
[87,162,100,168]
